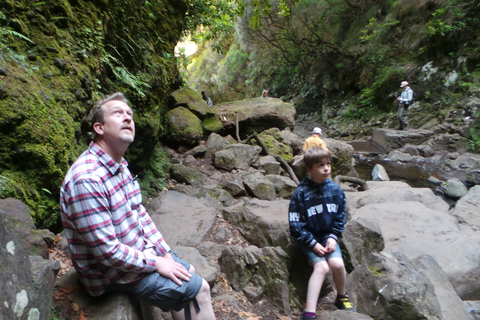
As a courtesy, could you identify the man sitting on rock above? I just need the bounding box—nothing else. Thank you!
[303,127,328,152]
[60,92,216,320]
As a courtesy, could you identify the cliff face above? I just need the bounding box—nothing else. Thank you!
[0,0,187,228]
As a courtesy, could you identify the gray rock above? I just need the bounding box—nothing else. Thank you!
[56,269,142,320]
[219,245,291,314]
[220,176,247,197]
[222,198,291,248]
[170,163,208,187]
[436,177,468,199]
[265,174,298,199]
[451,185,480,230]
[371,164,390,181]
[371,128,434,152]
[211,97,296,138]
[279,128,304,155]
[343,218,384,266]
[348,252,442,320]
[464,300,480,320]
[319,310,374,319]
[147,191,217,247]
[257,155,282,175]
[291,154,307,181]
[213,143,261,170]
[0,198,51,258]
[467,169,480,185]
[165,106,203,146]
[205,132,231,155]
[169,87,211,118]
[411,254,471,320]
[0,210,59,320]
[346,181,480,300]
[212,149,236,170]
[243,171,276,200]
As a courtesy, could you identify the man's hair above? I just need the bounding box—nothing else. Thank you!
[89,92,129,141]
[304,147,332,169]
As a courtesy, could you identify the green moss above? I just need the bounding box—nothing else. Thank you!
[202,114,223,132]
[0,0,188,230]
[251,132,294,164]
[368,265,388,276]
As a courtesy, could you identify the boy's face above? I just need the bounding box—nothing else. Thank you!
[307,160,331,184]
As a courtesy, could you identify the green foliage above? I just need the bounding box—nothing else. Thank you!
[138,147,171,199]
[468,114,480,153]
[184,0,238,52]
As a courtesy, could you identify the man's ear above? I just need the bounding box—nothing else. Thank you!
[93,122,104,136]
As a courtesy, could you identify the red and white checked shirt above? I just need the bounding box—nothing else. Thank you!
[60,142,170,296]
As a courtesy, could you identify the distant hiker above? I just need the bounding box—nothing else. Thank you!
[396,81,414,130]
[201,90,213,107]
[261,89,270,98]
[303,127,328,152]
[289,147,356,320]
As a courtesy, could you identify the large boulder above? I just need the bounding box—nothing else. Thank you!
[348,251,469,320]
[212,144,262,170]
[219,245,291,314]
[371,128,434,152]
[169,87,211,118]
[0,209,59,320]
[346,181,480,300]
[165,106,203,147]
[210,98,295,138]
[243,171,276,200]
[145,191,218,247]
[221,198,291,248]
[450,185,480,230]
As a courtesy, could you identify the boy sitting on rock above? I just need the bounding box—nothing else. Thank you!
[288,147,355,319]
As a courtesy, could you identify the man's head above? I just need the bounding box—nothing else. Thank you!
[90,92,134,144]
[400,81,409,88]
[201,91,207,98]
[313,127,322,136]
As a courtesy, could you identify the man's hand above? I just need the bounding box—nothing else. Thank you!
[154,254,191,286]
[325,238,337,253]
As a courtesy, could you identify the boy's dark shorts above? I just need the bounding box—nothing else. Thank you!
[106,251,203,311]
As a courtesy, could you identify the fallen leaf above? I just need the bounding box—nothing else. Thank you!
[79,310,87,320]
[53,235,62,244]
[72,302,79,311]
[277,316,292,320]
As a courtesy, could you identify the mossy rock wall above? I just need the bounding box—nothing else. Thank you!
[0,0,187,229]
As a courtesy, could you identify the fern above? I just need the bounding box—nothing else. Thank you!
[0,28,35,44]
[100,52,151,97]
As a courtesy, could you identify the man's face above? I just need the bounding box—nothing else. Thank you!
[308,160,331,184]
[96,100,135,144]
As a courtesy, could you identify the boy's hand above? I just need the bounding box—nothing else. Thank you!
[325,238,337,253]
[313,243,328,256]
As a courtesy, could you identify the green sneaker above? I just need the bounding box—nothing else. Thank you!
[335,294,356,312]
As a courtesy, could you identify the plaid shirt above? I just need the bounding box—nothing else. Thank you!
[60,142,170,296]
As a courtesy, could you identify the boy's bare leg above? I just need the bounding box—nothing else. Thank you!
[171,279,215,320]
[305,260,329,312]
[328,257,347,295]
